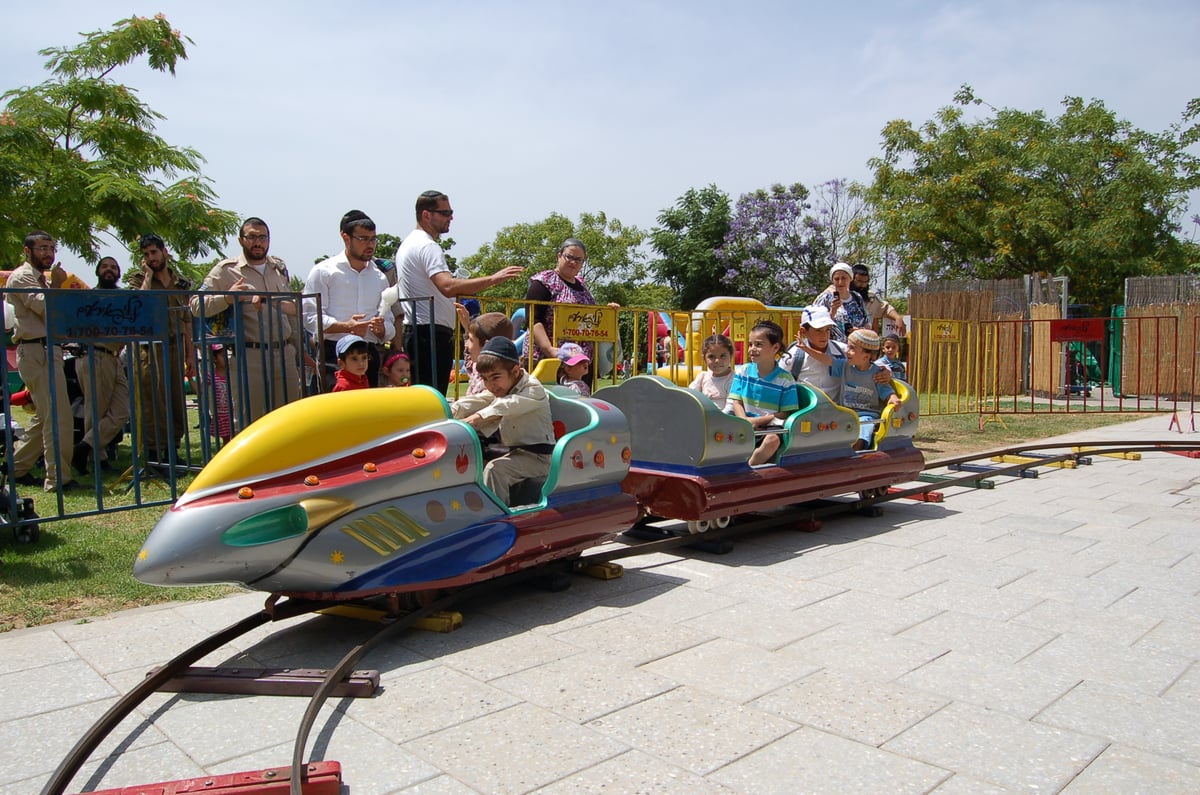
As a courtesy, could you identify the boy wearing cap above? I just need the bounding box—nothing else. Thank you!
[797,328,900,450]
[557,342,591,397]
[450,337,555,506]
[331,334,371,392]
[781,305,848,401]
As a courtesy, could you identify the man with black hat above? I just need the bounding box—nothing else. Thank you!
[303,210,393,388]
[449,337,554,506]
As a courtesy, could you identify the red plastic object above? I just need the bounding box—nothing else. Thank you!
[79,761,342,795]
[888,487,944,503]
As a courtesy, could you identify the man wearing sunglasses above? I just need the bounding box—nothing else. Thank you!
[304,210,394,388]
[397,190,523,390]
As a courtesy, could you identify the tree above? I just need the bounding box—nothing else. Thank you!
[459,211,647,303]
[868,85,1200,311]
[715,183,833,306]
[0,15,238,264]
[649,185,731,309]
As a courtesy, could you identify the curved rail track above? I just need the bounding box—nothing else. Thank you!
[40,436,1200,795]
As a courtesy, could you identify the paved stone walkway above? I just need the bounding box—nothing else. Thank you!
[3,416,1198,793]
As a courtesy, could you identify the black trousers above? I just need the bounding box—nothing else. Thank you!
[405,324,454,392]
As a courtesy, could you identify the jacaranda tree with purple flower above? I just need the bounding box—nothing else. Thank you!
[715,183,834,306]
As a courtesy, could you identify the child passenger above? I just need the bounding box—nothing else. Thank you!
[382,352,412,386]
[331,334,371,392]
[876,333,907,382]
[456,307,515,396]
[726,320,799,466]
[688,333,735,406]
[450,337,555,507]
[798,328,900,451]
[557,342,591,397]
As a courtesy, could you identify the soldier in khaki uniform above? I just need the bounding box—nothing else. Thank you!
[189,217,303,429]
[72,256,131,473]
[5,231,82,491]
[135,234,194,462]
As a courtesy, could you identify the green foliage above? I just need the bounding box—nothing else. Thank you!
[868,85,1200,311]
[375,232,403,261]
[0,15,239,264]
[459,211,647,301]
[649,185,731,309]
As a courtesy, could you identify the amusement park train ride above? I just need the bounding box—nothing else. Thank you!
[132,374,924,600]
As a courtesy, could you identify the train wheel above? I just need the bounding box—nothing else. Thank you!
[714,516,732,529]
[686,519,711,534]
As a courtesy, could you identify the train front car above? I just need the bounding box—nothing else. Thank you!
[600,375,923,525]
[134,386,637,599]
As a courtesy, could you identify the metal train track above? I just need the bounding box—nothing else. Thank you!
[41,437,1199,795]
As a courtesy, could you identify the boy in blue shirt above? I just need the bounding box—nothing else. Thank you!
[876,333,907,382]
[726,320,799,466]
[797,328,900,451]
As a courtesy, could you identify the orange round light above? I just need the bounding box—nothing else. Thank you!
[363,462,378,473]
[413,448,426,458]
[303,475,320,486]
[830,421,838,430]
[237,486,254,499]
[908,412,917,421]
[714,431,724,442]
[621,446,631,463]
[594,451,605,467]
[818,423,828,431]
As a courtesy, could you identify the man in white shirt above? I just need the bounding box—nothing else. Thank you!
[397,190,522,390]
[304,210,394,388]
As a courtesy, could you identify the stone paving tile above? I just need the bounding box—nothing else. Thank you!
[531,749,736,794]
[490,652,676,723]
[1090,559,1200,595]
[792,589,943,635]
[999,570,1134,610]
[928,773,1019,794]
[1163,662,1200,704]
[0,698,167,786]
[699,567,846,609]
[1078,539,1190,568]
[598,581,740,624]
[1037,680,1200,765]
[709,726,951,794]
[1106,585,1200,623]
[210,721,442,794]
[751,669,949,746]
[641,637,818,703]
[1018,631,1190,695]
[150,696,338,768]
[1009,598,1158,647]
[1062,514,1167,538]
[350,665,522,743]
[467,587,629,636]
[392,775,481,794]
[680,600,836,650]
[813,561,949,599]
[407,624,582,682]
[1,627,78,673]
[911,534,1029,563]
[0,658,117,723]
[781,623,950,683]
[905,554,1031,589]
[63,741,206,795]
[585,686,795,777]
[995,547,1116,579]
[897,610,1058,663]
[1133,617,1200,658]
[817,540,944,571]
[1156,530,1200,553]
[56,612,218,676]
[745,547,860,580]
[406,703,626,795]
[883,701,1107,792]
[903,579,1045,622]
[1060,743,1200,793]
[986,527,1097,555]
[899,649,1080,719]
[550,611,713,665]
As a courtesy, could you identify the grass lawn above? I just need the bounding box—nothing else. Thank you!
[0,408,1163,632]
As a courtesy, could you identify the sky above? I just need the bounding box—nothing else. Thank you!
[3,0,1198,286]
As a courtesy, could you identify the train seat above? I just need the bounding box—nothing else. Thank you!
[509,389,599,507]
